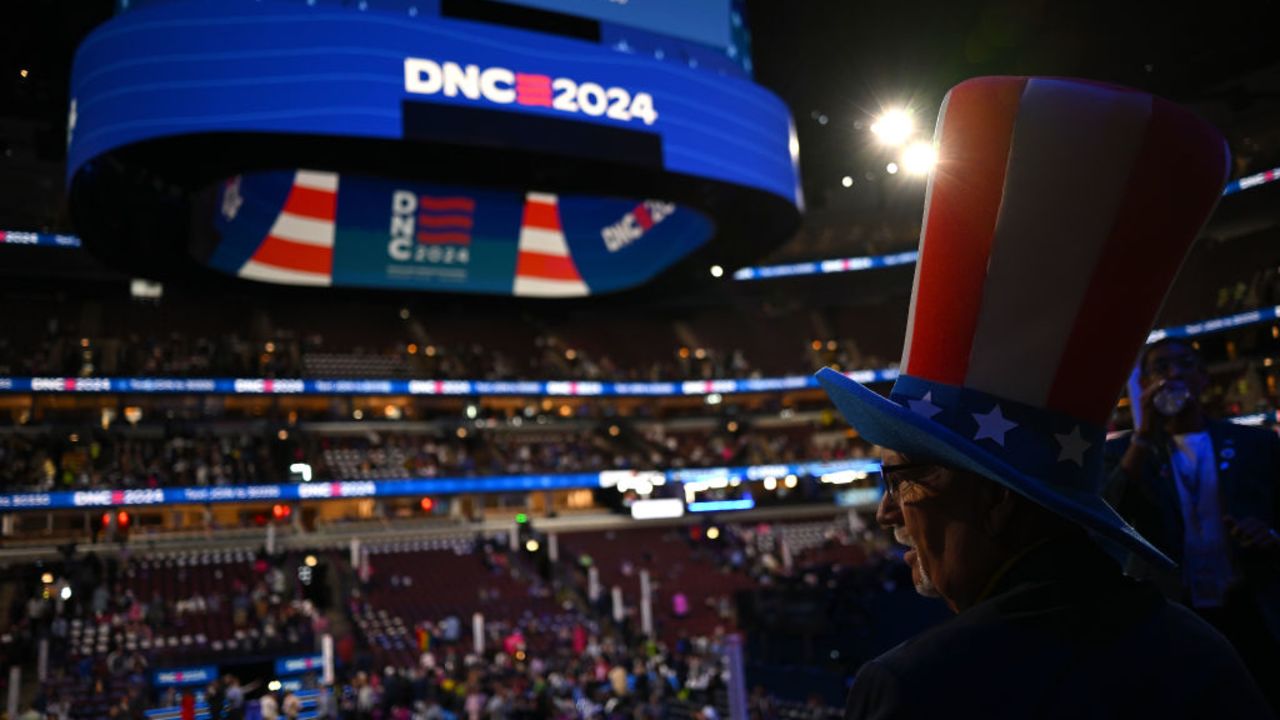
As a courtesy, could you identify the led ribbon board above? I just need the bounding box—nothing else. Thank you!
[205,170,713,295]
[67,0,801,293]
[0,459,883,512]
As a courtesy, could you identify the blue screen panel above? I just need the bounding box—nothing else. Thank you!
[501,0,732,49]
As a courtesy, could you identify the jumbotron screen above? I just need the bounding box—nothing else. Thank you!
[78,0,795,296]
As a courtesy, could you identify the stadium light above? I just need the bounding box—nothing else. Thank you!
[885,162,899,175]
[525,539,540,553]
[870,109,913,146]
[710,265,724,278]
[841,176,854,188]
[902,141,937,176]
[304,555,318,568]
[60,586,72,601]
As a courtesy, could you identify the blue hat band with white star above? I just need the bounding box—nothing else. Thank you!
[889,375,1104,494]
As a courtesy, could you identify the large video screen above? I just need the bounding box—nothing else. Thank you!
[201,169,713,297]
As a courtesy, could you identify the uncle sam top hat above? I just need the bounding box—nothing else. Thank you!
[816,76,1230,568]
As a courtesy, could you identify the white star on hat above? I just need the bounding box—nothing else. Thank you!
[972,405,1018,446]
[906,392,942,420]
[1055,426,1091,466]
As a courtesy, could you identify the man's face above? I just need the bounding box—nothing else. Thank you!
[1141,341,1208,398]
[876,449,990,610]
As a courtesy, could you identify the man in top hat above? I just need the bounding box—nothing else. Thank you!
[815,76,1274,718]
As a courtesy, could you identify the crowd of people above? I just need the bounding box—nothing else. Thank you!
[10,548,327,719]
[0,321,879,384]
[0,422,872,493]
[0,516,889,719]
[317,524,872,720]
[0,430,292,492]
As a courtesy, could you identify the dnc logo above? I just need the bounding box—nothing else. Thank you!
[404,58,657,126]
[388,190,474,266]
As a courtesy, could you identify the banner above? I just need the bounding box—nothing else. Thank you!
[152,666,218,687]
[0,371,901,397]
[0,459,883,512]
[275,654,324,677]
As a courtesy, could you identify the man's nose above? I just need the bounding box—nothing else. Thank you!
[876,488,903,529]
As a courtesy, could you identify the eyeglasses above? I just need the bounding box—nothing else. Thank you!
[879,461,943,501]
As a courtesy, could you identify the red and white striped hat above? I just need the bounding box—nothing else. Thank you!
[817,76,1230,567]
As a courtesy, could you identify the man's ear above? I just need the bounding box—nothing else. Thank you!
[984,485,1020,537]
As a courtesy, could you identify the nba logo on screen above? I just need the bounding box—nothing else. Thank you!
[388,190,474,266]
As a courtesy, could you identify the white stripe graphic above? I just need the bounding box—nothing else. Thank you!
[269,212,336,247]
[518,228,571,256]
[513,277,589,297]
[900,90,953,373]
[239,260,332,287]
[293,170,339,192]
[963,79,1152,406]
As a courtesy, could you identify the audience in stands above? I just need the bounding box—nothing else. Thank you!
[0,324,875,383]
[0,425,874,492]
[5,515,919,719]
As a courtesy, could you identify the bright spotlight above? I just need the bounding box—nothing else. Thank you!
[870,109,914,147]
[40,573,53,585]
[902,141,937,176]
[525,539,540,553]
[304,555,318,568]
[841,176,854,188]
[60,586,72,601]
[710,265,724,278]
[885,162,899,175]
[706,527,721,540]
[268,680,282,692]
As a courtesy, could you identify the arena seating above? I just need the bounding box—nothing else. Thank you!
[560,527,758,646]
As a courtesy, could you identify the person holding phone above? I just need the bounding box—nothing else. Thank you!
[1108,337,1280,709]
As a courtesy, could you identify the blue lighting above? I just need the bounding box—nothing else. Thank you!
[687,497,756,513]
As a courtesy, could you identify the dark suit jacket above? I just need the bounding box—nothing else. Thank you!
[1104,420,1280,641]
[843,540,1273,719]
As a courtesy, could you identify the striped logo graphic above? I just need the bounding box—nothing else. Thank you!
[416,195,475,246]
[238,170,338,286]
[514,73,554,107]
[513,192,589,297]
